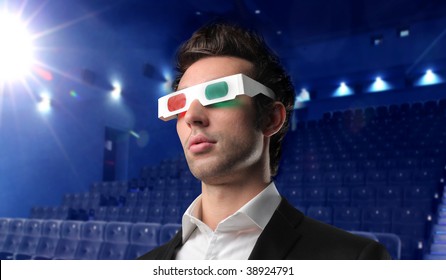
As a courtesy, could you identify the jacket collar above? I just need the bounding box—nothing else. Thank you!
[248,198,304,260]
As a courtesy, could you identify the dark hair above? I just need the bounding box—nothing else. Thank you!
[173,22,295,177]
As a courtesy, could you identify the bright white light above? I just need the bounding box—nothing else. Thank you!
[416,69,443,86]
[369,76,390,92]
[111,81,122,100]
[0,12,34,82]
[294,88,311,109]
[333,82,354,97]
[37,93,51,113]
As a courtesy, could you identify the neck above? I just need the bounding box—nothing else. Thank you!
[199,163,271,231]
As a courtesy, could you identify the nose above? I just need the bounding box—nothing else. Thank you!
[183,99,209,127]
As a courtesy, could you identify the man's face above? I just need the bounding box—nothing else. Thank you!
[176,56,267,185]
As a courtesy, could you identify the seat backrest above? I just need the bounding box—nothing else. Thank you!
[130,223,161,246]
[23,219,42,236]
[0,218,10,235]
[159,223,181,244]
[53,238,79,260]
[104,222,131,243]
[34,237,59,259]
[41,220,62,238]
[74,240,102,260]
[81,221,106,241]
[98,242,129,260]
[8,219,26,235]
[375,232,402,260]
[60,221,83,239]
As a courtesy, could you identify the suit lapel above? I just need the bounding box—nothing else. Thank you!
[249,198,304,260]
[159,230,183,259]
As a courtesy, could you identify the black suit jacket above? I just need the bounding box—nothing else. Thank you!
[138,198,391,260]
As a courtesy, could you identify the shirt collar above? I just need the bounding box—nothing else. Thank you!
[181,182,281,242]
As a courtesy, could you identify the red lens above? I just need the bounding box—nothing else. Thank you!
[167,93,186,112]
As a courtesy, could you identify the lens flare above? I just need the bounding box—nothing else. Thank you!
[0,12,34,82]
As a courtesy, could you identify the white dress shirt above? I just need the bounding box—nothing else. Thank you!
[175,182,281,260]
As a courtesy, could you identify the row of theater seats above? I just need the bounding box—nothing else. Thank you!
[313,99,446,126]
[279,184,438,210]
[0,218,180,260]
[0,218,403,260]
[298,205,428,260]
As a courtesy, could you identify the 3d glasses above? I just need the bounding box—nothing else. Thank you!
[158,73,275,121]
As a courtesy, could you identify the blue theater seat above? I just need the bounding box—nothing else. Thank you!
[74,240,102,260]
[130,223,161,246]
[106,206,120,221]
[351,186,376,207]
[33,237,59,259]
[323,171,343,187]
[307,206,333,224]
[377,185,403,207]
[343,171,365,187]
[0,218,10,235]
[60,221,82,240]
[160,223,181,245]
[388,169,412,187]
[164,204,182,223]
[0,234,22,260]
[126,244,155,260]
[53,206,70,220]
[132,207,149,223]
[283,188,304,206]
[404,185,435,210]
[374,232,401,260]
[93,206,108,221]
[81,221,106,241]
[349,231,378,241]
[366,170,388,187]
[8,219,25,235]
[14,236,41,260]
[53,238,79,260]
[361,207,392,233]
[304,186,326,206]
[98,242,129,260]
[104,222,131,244]
[333,207,361,231]
[118,206,134,222]
[303,172,323,188]
[41,220,62,238]
[23,219,42,236]
[392,208,427,238]
[147,203,164,223]
[327,187,350,207]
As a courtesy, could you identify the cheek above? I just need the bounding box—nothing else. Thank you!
[176,120,188,144]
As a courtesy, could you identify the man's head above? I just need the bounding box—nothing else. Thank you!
[173,22,295,178]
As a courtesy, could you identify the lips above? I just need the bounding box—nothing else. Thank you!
[188,134,216,153]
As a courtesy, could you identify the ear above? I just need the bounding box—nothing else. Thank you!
[263,102,286,137]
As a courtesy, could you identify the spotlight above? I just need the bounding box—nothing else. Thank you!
[0,11,34,82]
[369,76,390,92]
[371,35,383,46]
[398,27,410,38]
[111,81,122,100]
[416,69,443,86]
[333,82,354,97]
[294,88,311,109]
[37,93,51,113]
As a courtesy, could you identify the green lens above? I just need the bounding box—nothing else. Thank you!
[205,81,228,100]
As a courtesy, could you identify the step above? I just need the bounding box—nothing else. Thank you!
[424,254,446,260]
[433,225,446,233]
[433,234,446,243]
[431,244,446,253]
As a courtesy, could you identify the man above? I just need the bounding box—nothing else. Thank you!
[138,22,390,260]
